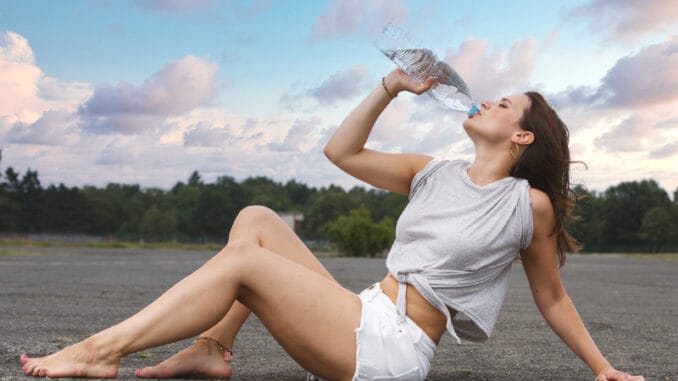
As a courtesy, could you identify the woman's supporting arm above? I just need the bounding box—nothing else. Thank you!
[521,188,644,381]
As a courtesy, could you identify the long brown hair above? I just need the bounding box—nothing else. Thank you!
[511,92,582,267]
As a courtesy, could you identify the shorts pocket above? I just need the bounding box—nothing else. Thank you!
[373,367,421,381]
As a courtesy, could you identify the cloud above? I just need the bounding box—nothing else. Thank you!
[0,32,41,117]
[78,55,218,134]
[594,115,651,153]
[134,0,218,13]
[656,117,678,129]
[650,142,678,159]
[549,36,678,110]
[309,0,408,41]
[308,66,369,106]
[442,37,537,103]
[0,30,33,63]
[183,121,237,147]
[269,116,322,152]
[279,66,371,111]
[95,141,138,165]
[564,0,678,42]
[0,31,90,121]
[596,36,678,107]
[7,109,78,146]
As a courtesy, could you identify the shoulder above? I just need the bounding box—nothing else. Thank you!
[528,188,555,234]
[408,157,460,199]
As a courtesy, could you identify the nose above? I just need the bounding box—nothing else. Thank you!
[481,101,492,110]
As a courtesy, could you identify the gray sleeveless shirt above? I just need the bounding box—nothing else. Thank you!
[386,158,533,343]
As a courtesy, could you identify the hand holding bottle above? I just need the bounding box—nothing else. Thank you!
[383,68,439,98]
[376,23,480,116]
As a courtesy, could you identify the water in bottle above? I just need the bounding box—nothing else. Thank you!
[375,23,480,117]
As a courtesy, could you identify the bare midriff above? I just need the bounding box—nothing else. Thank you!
[379,273,457,345]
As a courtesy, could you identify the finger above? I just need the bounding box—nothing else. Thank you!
[414,76,437,94]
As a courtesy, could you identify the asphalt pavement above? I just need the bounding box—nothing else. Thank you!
[0,246,675,380]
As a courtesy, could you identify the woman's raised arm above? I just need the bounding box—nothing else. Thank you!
[323,69,438,196]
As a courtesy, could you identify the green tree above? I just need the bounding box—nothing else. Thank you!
[371,190,408,223]
[285,179,315,209]
[140,206,177,242]
[195,177,247,242]
[40,184,91,233]
[569,185,606,251]
[168,181,203,239]
[0,164,22,231]
[640,207,676,252]
[188,170,203,186]
[302,185,355,240]
[241,176,292,210]
[602,180,671,246]
[322,208,394,257]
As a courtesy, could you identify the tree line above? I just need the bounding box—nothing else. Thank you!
[1,154,676,255]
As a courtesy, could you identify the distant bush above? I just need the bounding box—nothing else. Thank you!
[321,208,394,257]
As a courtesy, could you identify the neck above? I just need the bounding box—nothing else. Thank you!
[467,148,514,186]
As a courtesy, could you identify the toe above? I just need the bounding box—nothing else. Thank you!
[136,367,157,378]
[25,362,36,375]
[20,354,29,364]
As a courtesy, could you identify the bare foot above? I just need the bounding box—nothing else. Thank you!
[20,338,121,378]
[134,339,233,379]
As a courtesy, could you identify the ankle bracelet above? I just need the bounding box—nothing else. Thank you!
[195,336,233,355]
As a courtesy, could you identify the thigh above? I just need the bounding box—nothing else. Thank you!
[226,241,361,380]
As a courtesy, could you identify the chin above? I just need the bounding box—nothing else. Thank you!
[462,118,476,134]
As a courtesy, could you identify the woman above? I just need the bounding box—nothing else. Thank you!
[20,68,644,381]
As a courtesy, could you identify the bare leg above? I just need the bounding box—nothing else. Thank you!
[21,239,361,380]
[136,205,338,378]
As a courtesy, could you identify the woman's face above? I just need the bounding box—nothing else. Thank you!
[462,93,531,144]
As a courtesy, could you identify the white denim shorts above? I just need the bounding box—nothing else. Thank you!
[352,281,437,381]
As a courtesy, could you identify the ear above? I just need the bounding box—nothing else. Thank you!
[513,130,534,145]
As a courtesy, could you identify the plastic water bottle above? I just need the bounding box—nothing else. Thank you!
[375,23,480,117]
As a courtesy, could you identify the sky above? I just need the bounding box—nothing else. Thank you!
[0,0,676,196]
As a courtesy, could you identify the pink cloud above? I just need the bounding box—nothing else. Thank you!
[269,116,322,152]
[0,30,91,146]
[7,110,78,146]
[548,36,678,110]
[564,0,678,42]
[309,0,408,41]
[650,142,678,159]
[0,32,43,116]
[594,115,650,153]
[79,55,218,134]
[443,37,537,103]
[598,36,678,107]
[183,121,237,147]
[309,65,369,105]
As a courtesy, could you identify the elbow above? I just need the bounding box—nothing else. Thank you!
[533,287,568,313]
[323,145,338,164]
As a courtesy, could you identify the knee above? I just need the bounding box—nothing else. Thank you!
[235,205,279,226]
